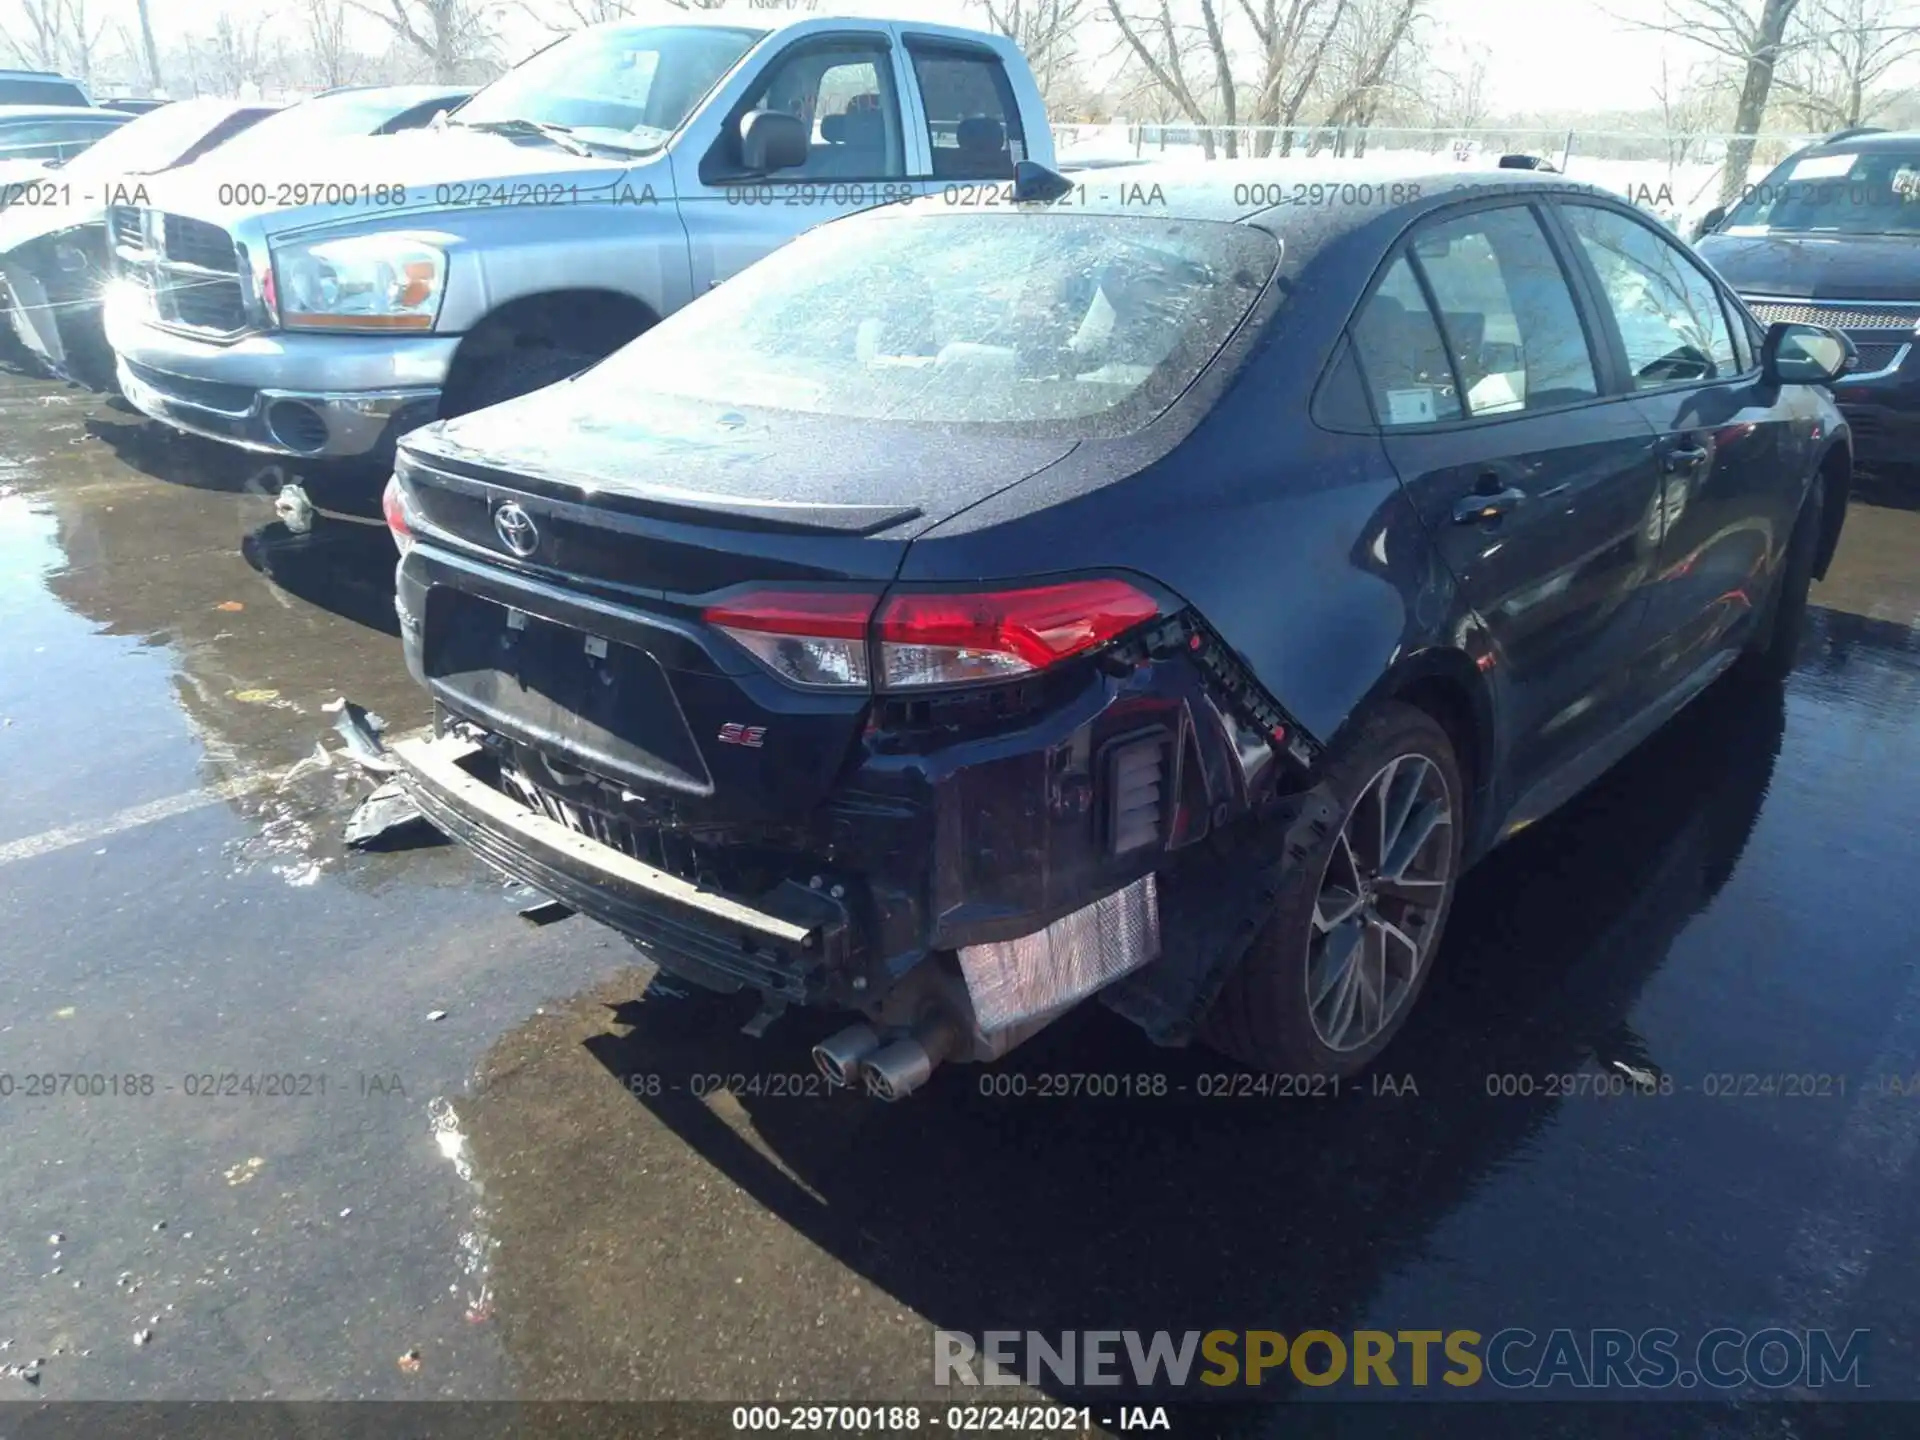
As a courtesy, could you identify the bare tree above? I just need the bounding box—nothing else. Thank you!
[520,0,634,33]
[347,0,496,81]
[0,0,71,69]
[1774,0,1920,128]
[1104,0,1243,156]
[979,0,1093,104]
[203,10,273,94]
[303,0,363,86]
[1237,0,1347,156]
[1623,0,1806,205]
[1314,0,1424,154]
[1652,54,1729,172]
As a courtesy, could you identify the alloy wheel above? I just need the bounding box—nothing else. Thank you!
[1306,752,1455,1052]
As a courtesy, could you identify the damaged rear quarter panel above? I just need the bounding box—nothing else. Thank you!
[898,321,1438,754]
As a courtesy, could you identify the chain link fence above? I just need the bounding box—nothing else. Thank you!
[1052,122,1841,231]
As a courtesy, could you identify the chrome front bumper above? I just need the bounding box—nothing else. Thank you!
[103,286,457,458]
[116,357,441,458]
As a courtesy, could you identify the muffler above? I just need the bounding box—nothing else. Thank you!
[811,1023,882,1088]
[863,1015,963,1103]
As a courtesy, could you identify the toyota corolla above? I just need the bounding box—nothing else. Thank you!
[381,162,1853,1099]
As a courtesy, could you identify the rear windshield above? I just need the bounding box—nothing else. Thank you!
[577,213,1278,438]
[1723,148,1920,235]
[0,79,88,106]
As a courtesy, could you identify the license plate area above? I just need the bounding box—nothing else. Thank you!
[424,590,713,795]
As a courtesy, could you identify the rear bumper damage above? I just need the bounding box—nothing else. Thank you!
[390,553,1327,1095]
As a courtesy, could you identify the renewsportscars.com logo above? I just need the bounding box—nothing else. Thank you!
[934,1327,1870,1392]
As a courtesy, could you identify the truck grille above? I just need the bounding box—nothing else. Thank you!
[116,210,248,336]
[1849,342,1908,375]
[107,205,144,252]
[1745,299,1920,331]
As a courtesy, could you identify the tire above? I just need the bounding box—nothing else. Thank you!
[443,344,599,419]
[1199,702,1465,1077]
[1742,473,1823,683]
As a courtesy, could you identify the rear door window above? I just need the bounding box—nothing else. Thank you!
[906,42,1024,179]
[1409,206,1600,415]
[1349,255,1463,426]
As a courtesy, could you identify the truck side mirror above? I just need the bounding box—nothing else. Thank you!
[739,110,808,174]
[1690,204,1727,242]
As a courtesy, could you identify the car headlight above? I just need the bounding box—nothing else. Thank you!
[271,234,445,333]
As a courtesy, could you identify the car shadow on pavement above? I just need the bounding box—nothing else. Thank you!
[541,664,1792,1404]
[80,408,391,515]
[1851,465,1920,517]
[241,517,405,639]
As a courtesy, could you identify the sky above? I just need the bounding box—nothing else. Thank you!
[1431,0,1686,114]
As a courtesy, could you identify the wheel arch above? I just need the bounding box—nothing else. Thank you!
[442,288,660,411]
[1341,645,1500,859]
[1812,435,1851,582]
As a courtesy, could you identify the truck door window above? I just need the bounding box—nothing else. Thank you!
[907,44,1023,179]
[742,41,905,179]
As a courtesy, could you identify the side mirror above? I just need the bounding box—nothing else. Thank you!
[1690,204,1727,242]
[1763,321,1855,386]
[739,109,808,174]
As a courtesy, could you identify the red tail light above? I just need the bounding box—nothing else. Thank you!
[704,579,1160,692]
[382,474,414,554]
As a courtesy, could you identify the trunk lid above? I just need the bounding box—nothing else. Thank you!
[396,387,1078,828]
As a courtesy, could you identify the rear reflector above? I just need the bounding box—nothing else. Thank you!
[704,578,1160,692]
[382,474,414,554]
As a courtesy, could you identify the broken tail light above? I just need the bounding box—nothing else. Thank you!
[704,579,1160,692]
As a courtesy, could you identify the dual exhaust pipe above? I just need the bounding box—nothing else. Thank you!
[812,1015,962,1102]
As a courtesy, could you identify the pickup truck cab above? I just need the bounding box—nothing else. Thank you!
[102,5,1052,462]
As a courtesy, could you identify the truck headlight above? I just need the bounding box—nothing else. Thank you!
[272,235,445,333]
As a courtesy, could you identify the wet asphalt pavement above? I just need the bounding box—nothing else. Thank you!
[5,365,1920,1433]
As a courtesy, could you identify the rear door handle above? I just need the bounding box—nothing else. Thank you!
[1663,444,1710,473]
[1453,487,1528,524]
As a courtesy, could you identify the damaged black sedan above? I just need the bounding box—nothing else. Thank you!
[383,163,1853,1097]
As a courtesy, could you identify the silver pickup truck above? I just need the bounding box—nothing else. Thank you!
[101,7,1052,463]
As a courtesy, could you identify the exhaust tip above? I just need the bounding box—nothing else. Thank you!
[812,1023,881,1088]
[861,1038,936,1103]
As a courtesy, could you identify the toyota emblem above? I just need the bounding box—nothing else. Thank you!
[493,502,539,557]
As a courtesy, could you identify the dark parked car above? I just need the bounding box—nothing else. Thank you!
[0,104,129,180]
[1695,127,1920,468]
[382,161,1854,1098]
[0,69,92,107]
[0,98,279,385]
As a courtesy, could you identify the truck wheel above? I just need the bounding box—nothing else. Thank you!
[1741,473,1823,682]
[1199,702,1464,1077]
[442,343,599,419]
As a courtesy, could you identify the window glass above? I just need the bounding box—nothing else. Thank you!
[1412,206,1598,415]
[1722,147,1920,236]
[570,213,1277,438]
[743,43,904,179]
[455,24,763,153]
[1564,204,1739,387]
[1350,255,1463,425]
[908,47,1023,179]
